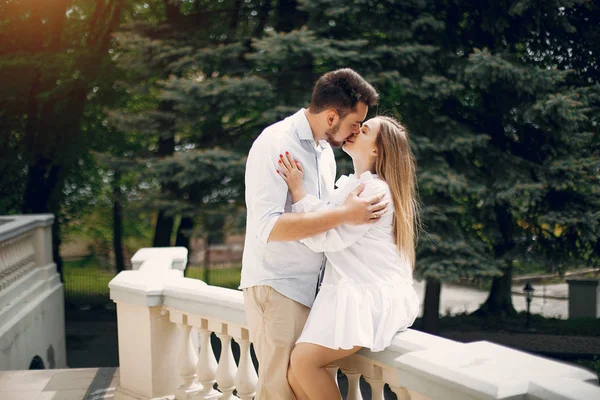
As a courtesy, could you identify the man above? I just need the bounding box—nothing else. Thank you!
[240,68,386,399]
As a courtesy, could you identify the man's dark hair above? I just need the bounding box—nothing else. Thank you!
[309,68,379,118]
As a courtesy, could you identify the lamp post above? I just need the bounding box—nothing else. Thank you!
[523,282,535,329]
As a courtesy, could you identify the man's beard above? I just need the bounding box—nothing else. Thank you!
[324,120,345,147]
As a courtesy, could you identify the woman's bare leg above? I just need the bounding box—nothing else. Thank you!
[288,366,310,400]
[290,343,361,400]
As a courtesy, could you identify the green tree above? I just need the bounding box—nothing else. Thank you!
[444,0,600,315]
[0,0,126,277]
[107,0,280,253]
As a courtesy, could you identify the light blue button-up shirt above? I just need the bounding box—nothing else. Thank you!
[239,109,336,307]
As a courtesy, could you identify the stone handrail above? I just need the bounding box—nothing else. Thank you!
[0,215,54,291]
[109,248,600,400]
[0,215,56,305]
[0,214,66,370]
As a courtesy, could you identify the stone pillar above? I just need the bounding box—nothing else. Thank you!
[110,247,188,400]
[114,302,179,399]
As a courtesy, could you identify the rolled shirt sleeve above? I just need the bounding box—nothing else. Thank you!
[246,137,290,243]
[292,179,391,253]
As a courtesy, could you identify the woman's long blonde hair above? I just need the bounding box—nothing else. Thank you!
[374,116,420,269]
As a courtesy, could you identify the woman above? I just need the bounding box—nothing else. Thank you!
[276,116,420,400]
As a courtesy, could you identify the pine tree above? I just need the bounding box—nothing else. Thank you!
[444,0,600,315]
[107,0,279,252]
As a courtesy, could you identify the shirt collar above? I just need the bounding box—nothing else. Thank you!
[292,108,330,150]
[292,108,313,141]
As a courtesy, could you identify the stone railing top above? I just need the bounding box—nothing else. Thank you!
[395,340,597,399]
[528,377,600,400]
[0,214,54,242]
[357,328,462,368]
[131,247,188,271]
[109,269,182,306]
[110,247,188,307]
[163,282,246,326]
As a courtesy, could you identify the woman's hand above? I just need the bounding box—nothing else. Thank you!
[277,152,307,203]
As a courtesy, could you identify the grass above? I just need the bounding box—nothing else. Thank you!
[63,257,116,308]
[62,257,243,308]
[185,263,242,290]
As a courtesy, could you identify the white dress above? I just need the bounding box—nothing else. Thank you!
[293,171,420,352]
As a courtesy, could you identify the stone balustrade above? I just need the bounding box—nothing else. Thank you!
[0,216,52,291]
[110,247,600,400]
[0,214,66,370]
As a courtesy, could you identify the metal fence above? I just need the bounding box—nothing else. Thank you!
[63,273,115,309]
[184,262,242,290]
[63,262,242,308]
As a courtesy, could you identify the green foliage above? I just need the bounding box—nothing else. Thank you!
[100,0,283,246]
[1,0,598,297]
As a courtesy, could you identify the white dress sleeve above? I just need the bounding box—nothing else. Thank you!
[291,179,391,253]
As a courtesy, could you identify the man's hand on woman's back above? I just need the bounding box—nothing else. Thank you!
[342,183,389,225]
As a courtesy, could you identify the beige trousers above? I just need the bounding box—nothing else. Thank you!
[243,286,310,400]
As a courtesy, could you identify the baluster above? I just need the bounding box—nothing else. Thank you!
[215,330,237,400]
[362,364,384,400]
[390,385,411,400]
[365,377,384,400]
[173,315,201,399]
[326,365,340,391]
[344,370,363,400]
[234,329,258,400]
[197,323,220,399]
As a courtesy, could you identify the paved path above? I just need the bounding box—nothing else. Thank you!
[413,280,569,319]
[0,368,118,400]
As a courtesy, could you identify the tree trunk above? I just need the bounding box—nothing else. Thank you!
[229,0,243,31]
[153,210,174,247]
[476,203,517,316]
[164,0,181,24]
[152,112,176,247]
[422,278,441,333]
[22,158,51,214]
[112,170,125,273]
[50,219,63,282]
[276,0,308,32]
[22,159,65,280]
[175,216,195,250]
[203,236,212,284]
[253,0,272,38]
[476,262,517,316]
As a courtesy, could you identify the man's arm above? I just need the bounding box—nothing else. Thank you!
[268,204,348,242]
[290,180,390,252]
[247,136,388,244]
[268,183,388,242]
